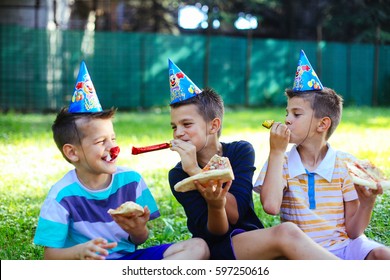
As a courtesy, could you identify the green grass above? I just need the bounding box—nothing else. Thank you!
[0,107,389,259]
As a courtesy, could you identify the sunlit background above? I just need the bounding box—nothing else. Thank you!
[178,4,257,30]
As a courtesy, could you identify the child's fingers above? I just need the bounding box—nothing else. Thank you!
[271,122,281,132]
[101,242,118,250]
[221,180,232,194]
[92,238,108,245]
[81,239,110,260]
[194,180,204,189]
[143,206,150,216]
[375,183,384,195]
[355,184,371,196]
[91,241,117,258]
[194,180,209,196]
[85,254,105,260]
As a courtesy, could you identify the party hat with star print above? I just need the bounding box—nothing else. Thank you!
[69,61,103,113]
[168,59,202,104]
[292,50,324,92]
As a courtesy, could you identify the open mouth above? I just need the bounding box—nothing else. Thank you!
[104,146,120,162]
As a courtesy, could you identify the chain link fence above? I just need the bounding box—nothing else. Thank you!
[1,1,389,112]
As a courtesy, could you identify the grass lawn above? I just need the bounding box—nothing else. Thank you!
[0,107,389,260]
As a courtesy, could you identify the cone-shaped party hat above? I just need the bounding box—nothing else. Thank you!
[292,50,324,92]
[168,59,202,104]
[69,61,103,113]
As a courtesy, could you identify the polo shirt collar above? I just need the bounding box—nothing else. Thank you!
[287,143,336,182]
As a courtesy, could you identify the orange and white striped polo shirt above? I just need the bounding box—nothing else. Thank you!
[255,144,358,251]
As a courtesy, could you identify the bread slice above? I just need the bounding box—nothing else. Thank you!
[174,154,234,192]
[107,201,144,217]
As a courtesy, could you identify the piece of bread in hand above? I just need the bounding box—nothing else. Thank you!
[345,159,390,191]
[107,201,144,217]
[174,154,234,192]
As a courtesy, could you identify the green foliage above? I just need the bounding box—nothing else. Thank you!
[365,194,390,244]
[0,107,389,260]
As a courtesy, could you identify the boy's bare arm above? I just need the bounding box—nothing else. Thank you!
[195,180,232,235]
[225,192,239,224]
[344,184,383,238]
[44,238,117,260]
[260,123,290,215]
[261,151,286,215]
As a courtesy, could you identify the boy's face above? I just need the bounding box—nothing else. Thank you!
[170,104,208,150]
[286,96,318,144]
[73,118,118,175]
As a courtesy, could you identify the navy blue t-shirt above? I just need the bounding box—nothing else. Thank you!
[169,140,264,259]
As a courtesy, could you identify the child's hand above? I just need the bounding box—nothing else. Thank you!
[77,238,117,260]
[354,183,383,207]
[111,206,150,231]
[111,207,150,244]
[195,179,232,209]
[170,139,201,175]
[269,122,290,153]
[195,180,233,235]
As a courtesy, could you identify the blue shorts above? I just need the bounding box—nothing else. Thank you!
[117,244,173,260]
[210,228,245,260]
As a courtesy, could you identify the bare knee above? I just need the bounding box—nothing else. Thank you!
[274,222,303,241]
[164,238,210,260]
[187,238,210,260]
[272,222,313,249]
[366,246,390,260]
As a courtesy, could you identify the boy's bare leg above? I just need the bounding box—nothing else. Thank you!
[232,222,338,260]
[366,246,390,260]
[163,238,210,260]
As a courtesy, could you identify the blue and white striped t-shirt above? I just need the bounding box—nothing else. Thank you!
[34,166,160,259]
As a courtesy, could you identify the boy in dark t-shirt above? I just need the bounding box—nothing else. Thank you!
[167,59,338,260]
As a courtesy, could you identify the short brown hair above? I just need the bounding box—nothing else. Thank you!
[52,107,117,161]
[170,88,224,137]
[285,87,343,140]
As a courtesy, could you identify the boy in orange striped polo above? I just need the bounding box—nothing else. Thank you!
[254,50,390,260]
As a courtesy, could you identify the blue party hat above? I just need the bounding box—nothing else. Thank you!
[292,50,324,92]
[69,61,103,113]
[168,59,202,104]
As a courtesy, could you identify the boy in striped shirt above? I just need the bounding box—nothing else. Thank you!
[254,50,390,260]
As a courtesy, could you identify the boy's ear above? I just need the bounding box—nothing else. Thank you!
[62,144,80,162]
[209,118,221,135]
[317,117,331,133]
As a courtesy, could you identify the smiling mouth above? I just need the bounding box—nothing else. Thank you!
[104,154,114,162]
[104,146,120,162]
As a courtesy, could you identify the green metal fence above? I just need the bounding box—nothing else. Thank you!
[1,25,389,112]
